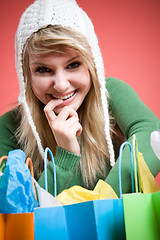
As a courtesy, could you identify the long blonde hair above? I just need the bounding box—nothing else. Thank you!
[16,25,114,186]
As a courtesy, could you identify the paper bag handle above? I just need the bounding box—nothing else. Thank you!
[119,142,134,198]
[0,156,8,177]
[25,157,37,200]
[0,156,8,166]
[132,135,139,193]
[44,147,57,197]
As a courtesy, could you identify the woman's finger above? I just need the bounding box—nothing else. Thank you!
[65,116,82,136]
[44,99,63,123]
[58,106,78,120]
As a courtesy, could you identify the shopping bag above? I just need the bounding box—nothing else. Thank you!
[0,151,37,240]
[0,214,5,240]
[34,198,125,240]
[122,136,160,240]
[34,147,127,240]
[0,212,34,240]
[123,192,160,240]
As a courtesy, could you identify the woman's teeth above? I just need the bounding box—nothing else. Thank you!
[53,91,75,100]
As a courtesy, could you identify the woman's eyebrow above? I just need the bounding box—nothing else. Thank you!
[30,61,47,66]
[66,56,79,63]
[30,56,80,66]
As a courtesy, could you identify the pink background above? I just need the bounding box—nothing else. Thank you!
[0,0,160,117]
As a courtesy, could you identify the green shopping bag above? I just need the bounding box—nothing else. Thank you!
[123,192,160,240]
[121,136,160,240]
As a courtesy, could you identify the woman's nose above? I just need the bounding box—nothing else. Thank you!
[52,71,70,92]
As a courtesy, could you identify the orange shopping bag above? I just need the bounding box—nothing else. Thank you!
[0,152,37,239]
[0,212,34,240]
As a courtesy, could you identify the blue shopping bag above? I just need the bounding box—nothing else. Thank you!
[34,145,134,240]
[34,198,125,240]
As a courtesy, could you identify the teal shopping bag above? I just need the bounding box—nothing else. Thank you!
[34,198,125,240]
[34,147,127,240]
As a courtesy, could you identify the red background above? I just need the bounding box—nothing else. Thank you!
[0,0,160,118]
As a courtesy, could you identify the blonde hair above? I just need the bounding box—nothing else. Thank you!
[16,25,114,186]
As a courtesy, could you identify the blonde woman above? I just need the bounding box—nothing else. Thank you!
[0,0,160,196]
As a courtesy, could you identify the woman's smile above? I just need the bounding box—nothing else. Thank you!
[48,89,77,101]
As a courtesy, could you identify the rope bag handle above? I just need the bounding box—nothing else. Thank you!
[44,147,57,197]
[118,142,135,198]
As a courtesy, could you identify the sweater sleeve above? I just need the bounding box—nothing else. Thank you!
[105,77,160,196]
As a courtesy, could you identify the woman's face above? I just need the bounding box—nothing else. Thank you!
[29,48,91,114]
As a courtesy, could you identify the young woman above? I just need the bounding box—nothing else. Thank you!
[0,0,159,196]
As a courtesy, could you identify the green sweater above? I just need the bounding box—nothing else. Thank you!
[0,77,160,196]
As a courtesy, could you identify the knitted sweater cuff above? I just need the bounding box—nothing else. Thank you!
[54,146,81,171]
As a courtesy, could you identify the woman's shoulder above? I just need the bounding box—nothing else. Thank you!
[106,77,132,90]
[0,107,20,130]
[105,77,159,122]
[105,77,139,101]
[0,107,21,157]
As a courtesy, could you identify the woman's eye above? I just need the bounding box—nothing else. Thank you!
[36,67,51,73]
[67,61,81,69]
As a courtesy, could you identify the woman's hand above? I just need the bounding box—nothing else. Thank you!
[44,99,82,155]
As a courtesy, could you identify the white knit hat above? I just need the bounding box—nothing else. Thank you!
[15,0,115,166]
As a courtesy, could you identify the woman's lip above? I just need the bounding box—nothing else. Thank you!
[48,90,77,100]
[57,89,77,106]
